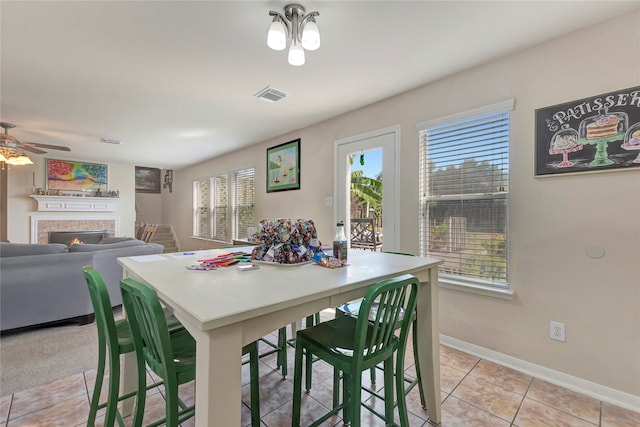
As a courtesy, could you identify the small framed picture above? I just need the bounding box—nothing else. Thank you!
[135,166,161,193]
[266,138,301,192]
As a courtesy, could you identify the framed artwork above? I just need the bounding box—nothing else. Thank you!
[135,166,161,193]
[46,158,108,192]
[267,138,301,192]
[535,86,640,176]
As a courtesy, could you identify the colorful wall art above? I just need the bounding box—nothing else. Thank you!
[46,159,108,192]
[535,86,640,176]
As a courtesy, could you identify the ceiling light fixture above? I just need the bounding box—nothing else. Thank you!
[0,122,70,169]
[0,147,33,169]
[267,3,320,66]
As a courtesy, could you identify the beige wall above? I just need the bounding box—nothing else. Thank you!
[5,157,137,242]
[165,11,640,397]
[135,192,163,225]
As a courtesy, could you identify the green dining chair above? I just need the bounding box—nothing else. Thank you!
[120,278,261,427]
[334,251,426,416]
[83,266,185,427]
[291,274,419,427]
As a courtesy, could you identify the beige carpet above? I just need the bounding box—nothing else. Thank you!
[0,319,100,397]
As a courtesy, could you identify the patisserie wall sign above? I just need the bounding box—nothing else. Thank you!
[535,86,640,176]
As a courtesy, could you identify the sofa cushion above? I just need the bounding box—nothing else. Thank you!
[0,242,68,257]
[99,237,136,244]
[69,239,145,252]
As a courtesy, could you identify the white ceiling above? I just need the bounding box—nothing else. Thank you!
[2,1,637,169]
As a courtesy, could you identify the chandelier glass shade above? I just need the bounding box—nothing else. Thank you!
[0,147,33,168]
[267,4,320,66]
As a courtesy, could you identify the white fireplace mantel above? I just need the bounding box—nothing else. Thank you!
[30,195,120,212]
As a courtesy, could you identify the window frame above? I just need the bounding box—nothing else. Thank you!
[192,167,255,243]
[417,99,515,300]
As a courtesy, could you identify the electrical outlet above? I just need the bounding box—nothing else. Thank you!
[550,321,565,342]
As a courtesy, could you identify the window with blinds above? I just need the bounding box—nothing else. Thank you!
[211,174,228,241]
[418,102,511,287]
[232,168,254,240]
[193,178,210,238]
[192,167,255,242]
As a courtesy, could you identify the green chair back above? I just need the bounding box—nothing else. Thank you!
[84,266,128,354]
[121,279,176,379]
[120,278,196,427]
[120,278,260,427]
[292,274,419,427]
[354,274,418,369]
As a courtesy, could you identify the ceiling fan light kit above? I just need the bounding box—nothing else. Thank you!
[0,122,70,169]
[267,3,320,66]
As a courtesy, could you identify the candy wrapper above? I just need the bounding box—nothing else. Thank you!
[251,218,323,264]
[312,252,346,269]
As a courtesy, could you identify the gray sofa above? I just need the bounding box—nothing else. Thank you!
[0,239,164,332]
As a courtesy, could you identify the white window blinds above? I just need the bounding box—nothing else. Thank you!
[193,178,209,238]
[193,167,255,243]
[211,174,228,241]
[419,103,511,287]
[232,168,255,240]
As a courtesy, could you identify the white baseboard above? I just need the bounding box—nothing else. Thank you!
[440,335,640,413]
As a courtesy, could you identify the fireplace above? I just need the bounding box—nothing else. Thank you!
[48,230,109,246]
[30,216,119,244]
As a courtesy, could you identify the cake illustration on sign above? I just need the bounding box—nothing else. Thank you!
[621,122,640,164]
[578,109,628,167]
[548,124,583,168]
[585,114,619,139]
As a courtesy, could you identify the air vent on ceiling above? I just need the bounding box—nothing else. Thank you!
[254,86,287,103]
[101,138,121,145]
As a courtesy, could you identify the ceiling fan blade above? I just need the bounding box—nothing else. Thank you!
[19,145,47,155]
[21,142,71,151]
[0,134,17,143]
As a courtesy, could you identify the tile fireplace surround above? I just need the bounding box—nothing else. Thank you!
[30,216,120,244]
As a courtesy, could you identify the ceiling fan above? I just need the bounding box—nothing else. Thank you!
[1,122,71,155]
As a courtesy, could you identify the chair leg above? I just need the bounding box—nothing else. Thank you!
[164,379,179,427]
[292,343,305,427]
[384,357,396,426]
[104,350,121,427]
[278,327,287,378]
[131,357,147,427]
[247,342,261,427]
[342,372,351,425]
[332,367,340,409]
[395,352,410,427]
[412,318,426,408]
[302,313,321,391]
[87,339,106,427]
[305,346,313,392]
[352,369,364,427]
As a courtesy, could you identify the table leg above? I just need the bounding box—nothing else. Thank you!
[190,322,243,426]
[416,267,441,425]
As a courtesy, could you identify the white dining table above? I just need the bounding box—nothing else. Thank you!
[118,248,442,426]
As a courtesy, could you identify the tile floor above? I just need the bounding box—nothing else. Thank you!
[1,324,639,427]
